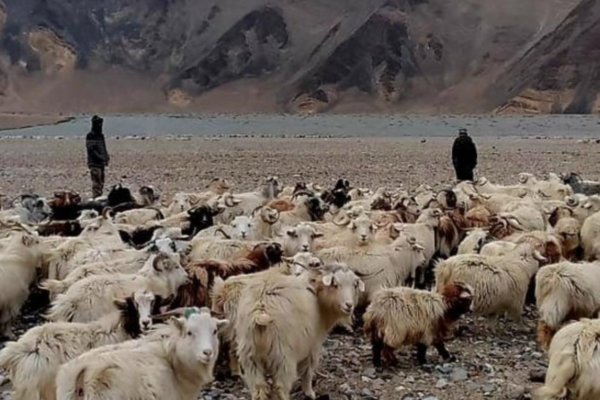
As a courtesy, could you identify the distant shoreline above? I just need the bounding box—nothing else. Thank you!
[1,113,599,138]
[0,113,75,131]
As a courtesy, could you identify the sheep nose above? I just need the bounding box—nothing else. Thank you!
[203,349,213,358]
[361,235,367,241]
[142,320,151,329]
[302,245,309,251]
[343,302,354,312]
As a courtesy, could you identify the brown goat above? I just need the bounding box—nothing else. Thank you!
[437,207,468,257]
[171,242,284,309]
[268,198,296,213]
[465,206,491,228]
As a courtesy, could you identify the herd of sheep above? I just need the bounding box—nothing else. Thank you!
[0,172,599,400]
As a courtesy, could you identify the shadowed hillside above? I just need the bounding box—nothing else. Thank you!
[0,0,597,114]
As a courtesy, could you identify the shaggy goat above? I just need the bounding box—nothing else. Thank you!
[0,290,155,400]
[56,309,227,400]
[535,261,600,349]
[45,252,187,322]
[364,283,473,367]
[236,264,364,400]
[536,318,600,400]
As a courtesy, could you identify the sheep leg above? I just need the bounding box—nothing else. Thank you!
[229,347,242,378]
[371,335,384,368]
[537,321,556,350]
[382,345,398,367]
[243,362,270,400]
[416,344,429,365]
[434,342,456,362]
[272,360,296,400]
[299,351,319,399]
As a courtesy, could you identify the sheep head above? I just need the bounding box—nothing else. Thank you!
[171,309,228,366]
[310,264,364,321]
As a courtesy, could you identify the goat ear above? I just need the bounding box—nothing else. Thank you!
[217,319,230,329]
[358,280,366,293]
[172,317,186,333]
[322,274,334,287]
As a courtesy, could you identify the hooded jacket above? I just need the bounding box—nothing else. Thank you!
[86,117,110,168]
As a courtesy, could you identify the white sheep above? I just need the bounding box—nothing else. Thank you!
[113,207,164,226]
[318,235,427,304]
[0,232,45,339]
[552,217,581,260]
[197,206,280,241]
[0,290,155,400]
[536,318,600,400]
[435,244,546,322]
[457,228,491,255]
[479,241,518,257]
[364,282,473,367]
[535,261,600,349]
[56,309,228,400]
[45,252,187,322]
[580,211,600,261]
[236,264,364,400]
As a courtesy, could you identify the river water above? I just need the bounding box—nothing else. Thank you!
[1,114,599,138]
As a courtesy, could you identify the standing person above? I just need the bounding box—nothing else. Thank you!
[86,115,110,198]
[452,128,477,181]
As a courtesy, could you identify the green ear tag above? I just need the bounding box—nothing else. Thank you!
[184,308,197,319]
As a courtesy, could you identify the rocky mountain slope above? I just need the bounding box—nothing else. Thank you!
[0,0,597,114]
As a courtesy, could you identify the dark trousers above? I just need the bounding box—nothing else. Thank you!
[90,167,105,198]
[455,167,474,182]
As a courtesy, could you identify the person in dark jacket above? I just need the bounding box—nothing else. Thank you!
[86,115,110,198]
[452,128,478,181]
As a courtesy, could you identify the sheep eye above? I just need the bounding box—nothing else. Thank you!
[213,329,217,335]
[354,281,360,288]
[187,331,193,336]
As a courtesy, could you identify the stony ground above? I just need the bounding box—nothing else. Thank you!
[1,135,599,399]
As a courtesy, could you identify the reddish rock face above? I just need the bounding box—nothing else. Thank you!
[1,0,599,114]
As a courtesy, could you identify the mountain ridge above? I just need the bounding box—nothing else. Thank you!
[0,0,597,114]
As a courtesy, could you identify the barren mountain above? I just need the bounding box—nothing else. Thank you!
[0,0,597,114]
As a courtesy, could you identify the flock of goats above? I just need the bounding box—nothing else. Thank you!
[0,172,599,400]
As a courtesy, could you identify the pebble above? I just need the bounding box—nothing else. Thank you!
[481,383,497,394]
[450,368,469,382]
[361,388,375,398]
[435,378,449,388]
[363,368,377,379]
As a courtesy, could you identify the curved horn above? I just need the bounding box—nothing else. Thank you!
[332,214,351,226]
[292,190,314,200]
[102,207,114,219]
[224,196,237,208]
[353,268,385,280]
[566,197,578,207]
[506,217,525,231]
[214,227,232,239]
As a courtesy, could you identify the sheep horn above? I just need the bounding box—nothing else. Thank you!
[565,197,578,207]
[374,221,390,229]
[214,228,232,239]
[353,268,385,280]
[224,196,237,207]
[332,215,351,226]
[292,190,314,200]
[507,217,525,231]
[102,207,114,219]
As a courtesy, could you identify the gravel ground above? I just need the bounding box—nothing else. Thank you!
[1,135,599,400]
